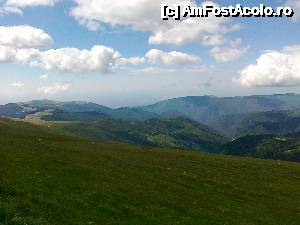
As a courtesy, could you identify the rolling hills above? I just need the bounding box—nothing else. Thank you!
[1,118,300,225]
[41,111,300,162]
[49,117,228,152]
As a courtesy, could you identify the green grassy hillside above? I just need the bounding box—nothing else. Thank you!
[224,133,300,162]
[1,118,300,224]
[48,117,228,152]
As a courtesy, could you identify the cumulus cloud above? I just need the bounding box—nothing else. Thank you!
[0,45,205,73]
[0,47,41,63]
[70,0,239,46]
[0,25,53,48]
[70,0,165,32]
[0,27,126,73]
[145,49,200,65]
[30,45,122,73]
[37,83,70,94]
[285,0,300,21]
[11,81,24,88]
[210,39,250,63]
[148,17,239,46]
[15,48,41,63]
[236,45,300,87]
[0,46,16,62]
[0,24,204,74]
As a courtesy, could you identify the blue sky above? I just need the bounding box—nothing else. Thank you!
[0,0,300,107]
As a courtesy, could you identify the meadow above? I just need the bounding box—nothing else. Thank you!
[0,119,300,224]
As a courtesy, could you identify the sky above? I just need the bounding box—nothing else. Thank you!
[0,0,300,107]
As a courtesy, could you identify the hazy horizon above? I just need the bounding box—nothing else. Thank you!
[1,91,300,109]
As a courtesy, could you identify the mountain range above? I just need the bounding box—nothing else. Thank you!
[2,93,300,121]
[2,93,300,162]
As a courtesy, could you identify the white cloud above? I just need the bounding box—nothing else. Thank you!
[0,46,41,63]
[37,83,70,94]
[70,0,239,46]
[5,0,58,7]
[70,0,165,32]
[0,46,16,62]
[40,74,48,80]
[12,81,24,88]
[237,45,300,87]
[15,48,41,63]
[148,18,238,46]
[0,23,204,74]
[119,57,146,66]
[0,5,22,15]
[30,45,122,73]
[145,49,200,65]
[0,25,53,49]
[0,0,58,16]
[0,44,205,73]
[285,0,300,22]
[210,39,250,63]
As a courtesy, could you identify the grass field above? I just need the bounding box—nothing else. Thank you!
[0,118,300,224]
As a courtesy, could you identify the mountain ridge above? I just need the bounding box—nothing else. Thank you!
[2,93,300,122]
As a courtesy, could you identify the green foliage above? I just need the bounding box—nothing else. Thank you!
[1,118,300,224]
[49,117,228,152]
[224,134,300,162]
[42,110,107,121]
[109,107,161,121]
